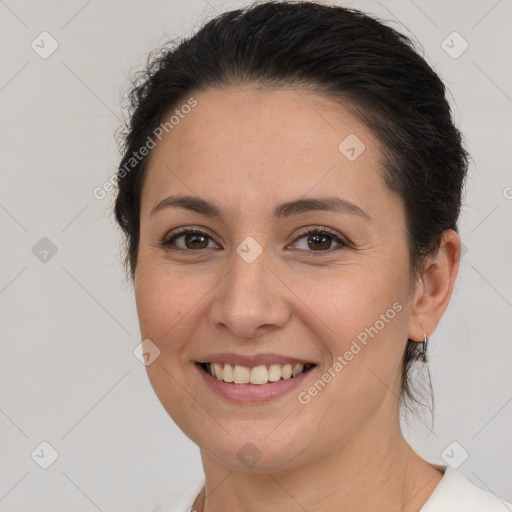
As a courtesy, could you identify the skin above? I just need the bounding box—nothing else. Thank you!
[134,85,461,512]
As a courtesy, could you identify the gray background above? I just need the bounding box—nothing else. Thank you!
[0,0,511,510]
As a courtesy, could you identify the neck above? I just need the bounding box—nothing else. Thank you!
[194,418,443,512]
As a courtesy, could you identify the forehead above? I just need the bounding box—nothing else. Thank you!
[150,85,374,162]
[140,86,401,224]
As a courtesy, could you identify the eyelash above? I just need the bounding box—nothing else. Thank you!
[159,226,350,255]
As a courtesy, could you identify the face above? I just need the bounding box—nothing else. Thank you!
[135,85,417,472]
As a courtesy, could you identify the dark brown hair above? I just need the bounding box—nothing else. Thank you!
[114,1,469,414]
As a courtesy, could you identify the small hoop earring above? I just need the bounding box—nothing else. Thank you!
[418,333,428,363]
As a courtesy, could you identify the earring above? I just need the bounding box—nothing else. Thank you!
[418,333,428,363]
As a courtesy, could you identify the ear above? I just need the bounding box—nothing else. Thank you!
[407,229,461,342]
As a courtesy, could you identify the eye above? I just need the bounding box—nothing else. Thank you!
[290,227,349,254]
[160,227,218,252]
[159,226,350,254]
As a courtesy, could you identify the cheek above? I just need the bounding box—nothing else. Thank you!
[290,265,408,402]
[134,264,208,428]
[134,262,213,354]
[292,263,406,342]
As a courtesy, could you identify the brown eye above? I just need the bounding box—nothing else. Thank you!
[291,227,348,253]
[307,233,334,251]
[182,232,209,250]
[160,228,217,252]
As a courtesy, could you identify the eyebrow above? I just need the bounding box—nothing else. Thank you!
[150,194,371,221]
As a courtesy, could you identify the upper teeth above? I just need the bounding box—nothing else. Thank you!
[206,363,312,385]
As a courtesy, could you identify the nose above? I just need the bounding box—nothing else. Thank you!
[209,250,291,340]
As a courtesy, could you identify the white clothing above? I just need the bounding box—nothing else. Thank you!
[145,466,512,511]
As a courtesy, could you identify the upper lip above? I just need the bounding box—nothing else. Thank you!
[196,353,316,367]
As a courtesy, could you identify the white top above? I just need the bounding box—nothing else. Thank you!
[145,466,512,512]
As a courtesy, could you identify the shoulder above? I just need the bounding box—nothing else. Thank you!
[421,466,512,511]
[142,480,204,512]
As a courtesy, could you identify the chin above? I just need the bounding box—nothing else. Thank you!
[197,428,312,473]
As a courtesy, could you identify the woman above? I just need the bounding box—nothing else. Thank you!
[113,1,511,511]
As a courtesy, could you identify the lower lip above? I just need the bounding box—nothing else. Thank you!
[195,363,316,403]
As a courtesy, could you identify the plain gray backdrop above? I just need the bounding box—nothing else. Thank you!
[1,0,511,510]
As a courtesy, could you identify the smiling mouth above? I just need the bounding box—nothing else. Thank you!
[197,362,316,385]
